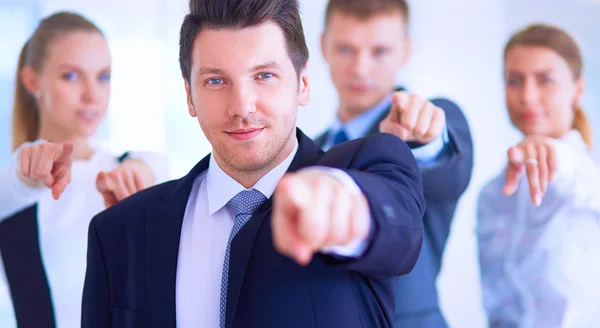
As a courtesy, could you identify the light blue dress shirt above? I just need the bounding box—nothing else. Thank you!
[322,94,449,165]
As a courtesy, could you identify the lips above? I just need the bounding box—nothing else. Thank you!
[226,127,264,141]
[77,110,101,122]
[520,112,540,121]
[349,84,369,92]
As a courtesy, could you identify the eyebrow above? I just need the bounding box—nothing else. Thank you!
[57,64,111,72]
[197,67,228,77]
[506,68,555,75]
[197,61,282,77]
[249,61,282,73]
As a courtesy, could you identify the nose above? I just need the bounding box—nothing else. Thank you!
[82,78,100,104]
[520,78,540,107]
[228,82,257,118]
[351,51,372,78]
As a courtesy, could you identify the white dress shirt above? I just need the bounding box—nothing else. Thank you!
[0,141,169,328]
[176,139,369,328]
[477,130,600,328]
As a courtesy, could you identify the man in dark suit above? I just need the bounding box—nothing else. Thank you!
[81,0,426,327]
[317,1,474,327]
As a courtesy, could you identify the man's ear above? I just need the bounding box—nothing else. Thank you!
[184,79,197,117]
[298,62,310,107]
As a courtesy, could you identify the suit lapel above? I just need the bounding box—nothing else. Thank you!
[145,155,210,327]
[314,129,330,148]
[224,129,323,327]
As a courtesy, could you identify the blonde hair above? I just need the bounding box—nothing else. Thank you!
[11,12,103,151]
[504,24,592,149]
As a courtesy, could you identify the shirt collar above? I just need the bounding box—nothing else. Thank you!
[206,139,299,215]
[330,93,392,142]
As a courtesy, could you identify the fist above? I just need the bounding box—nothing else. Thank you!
[503,136,558,206]
[18,140,74,200]
[379,91,446,144]
[271,170,370,266]
[96,159,154,208]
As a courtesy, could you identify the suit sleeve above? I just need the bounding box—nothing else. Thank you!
[419,98,474,255]
[81,217,112,328]
[317,133,426,279]
[423,98,473,203]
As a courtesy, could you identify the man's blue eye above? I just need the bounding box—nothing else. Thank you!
[338,46,352,54]
[63,73,78,81]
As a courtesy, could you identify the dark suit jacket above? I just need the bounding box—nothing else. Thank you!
[81,129,426,328]
[316,93,474,327]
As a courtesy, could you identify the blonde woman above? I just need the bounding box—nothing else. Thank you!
[0,12,168,327]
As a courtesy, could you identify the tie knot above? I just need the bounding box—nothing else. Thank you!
[332,128,349,146]
[227,189,267,218]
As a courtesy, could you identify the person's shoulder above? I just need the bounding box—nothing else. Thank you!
[590,150,600,165]
[320,133,414,168]
[358,133,411,152]
[329,133,409,152]
[90,143,168,165]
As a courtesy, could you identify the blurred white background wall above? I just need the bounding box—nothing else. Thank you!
[1,0,599,327]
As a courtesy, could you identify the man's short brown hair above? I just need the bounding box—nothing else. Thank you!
[179,0,309,83]
[324,0,410,28]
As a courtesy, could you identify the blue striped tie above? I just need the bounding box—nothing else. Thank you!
[219,189,267,328]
